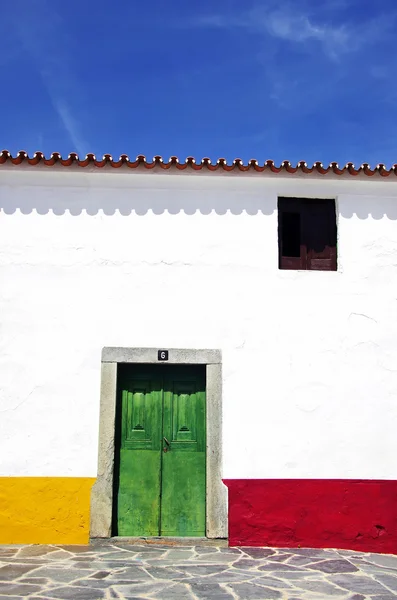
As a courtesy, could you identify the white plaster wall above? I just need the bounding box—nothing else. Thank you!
[1,168,397,480]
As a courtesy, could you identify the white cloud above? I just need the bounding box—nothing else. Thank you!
[195,3,387,60]
[266,11,345,43]
[264,10,351,59]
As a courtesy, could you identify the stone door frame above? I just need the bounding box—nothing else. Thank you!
[90,347,227,539]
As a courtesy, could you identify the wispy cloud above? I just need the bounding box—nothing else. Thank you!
[262,10,349,54]
[48,98,88,157]
[195,3,391,61]
[12,4,89,155]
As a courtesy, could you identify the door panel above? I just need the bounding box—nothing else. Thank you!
[161,367,206,536]
[117,370,162,536]
[160,451,206,536]
[118,447,161,535]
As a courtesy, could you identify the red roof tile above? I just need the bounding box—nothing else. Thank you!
[0,150,396,177]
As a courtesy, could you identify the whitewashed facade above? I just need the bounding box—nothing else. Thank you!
[1,159,397,551]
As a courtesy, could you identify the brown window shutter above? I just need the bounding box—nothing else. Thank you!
[302,200,337,271]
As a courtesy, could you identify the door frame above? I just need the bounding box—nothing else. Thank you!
[90,347,227,539]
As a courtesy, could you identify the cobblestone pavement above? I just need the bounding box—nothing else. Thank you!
[1,541,397,599]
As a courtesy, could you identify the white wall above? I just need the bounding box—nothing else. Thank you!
[1,168,397,480]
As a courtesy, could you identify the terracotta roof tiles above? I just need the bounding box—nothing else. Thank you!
[0,150,396,177]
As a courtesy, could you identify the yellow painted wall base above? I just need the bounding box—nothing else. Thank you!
[0,477,96,544]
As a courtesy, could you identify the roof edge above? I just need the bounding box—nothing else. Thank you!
[1,150,397,177]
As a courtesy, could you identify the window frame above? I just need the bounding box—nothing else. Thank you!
[278,197,337,272]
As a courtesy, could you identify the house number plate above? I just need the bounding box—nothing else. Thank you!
[158,350,169,361]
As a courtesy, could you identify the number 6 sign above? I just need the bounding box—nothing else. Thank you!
[158,350,169,361]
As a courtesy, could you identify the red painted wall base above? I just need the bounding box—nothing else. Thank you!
[223,479,397,554]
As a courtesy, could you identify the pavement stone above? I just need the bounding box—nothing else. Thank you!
[196,547,219,554]
[371,572,397,592]
[0,542,397,599]
[39,585,108,599]
[329,573,393,594]
[252,575,294,589]
[17,545,57,558]
[189,581,235,598]
[295,578,348,595]
[0,564,36,581]
[230,582,282,598]
[0,582,44,595]
[305,559,359,573]
[152,582,196,599]
[367,554,397,570]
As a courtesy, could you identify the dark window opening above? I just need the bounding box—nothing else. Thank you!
[278,197,337,271]
[281,212,301,257]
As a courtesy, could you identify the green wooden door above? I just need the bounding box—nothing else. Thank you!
[115,364,206,537]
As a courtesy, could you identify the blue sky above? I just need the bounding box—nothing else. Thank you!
[1,0,396,165]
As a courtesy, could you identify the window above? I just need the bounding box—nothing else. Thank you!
[278,197,337,271]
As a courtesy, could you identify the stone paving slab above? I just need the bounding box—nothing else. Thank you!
[0,542,397,599]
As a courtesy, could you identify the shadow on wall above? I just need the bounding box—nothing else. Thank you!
[340,196,397,221]
[0,182,397,219]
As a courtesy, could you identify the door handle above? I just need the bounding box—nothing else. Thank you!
[163,437,170,446]
[163,437,170,452]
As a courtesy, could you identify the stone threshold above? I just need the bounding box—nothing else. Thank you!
[91,536,228,547]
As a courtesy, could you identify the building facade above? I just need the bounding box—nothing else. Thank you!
[1,152,397,553]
